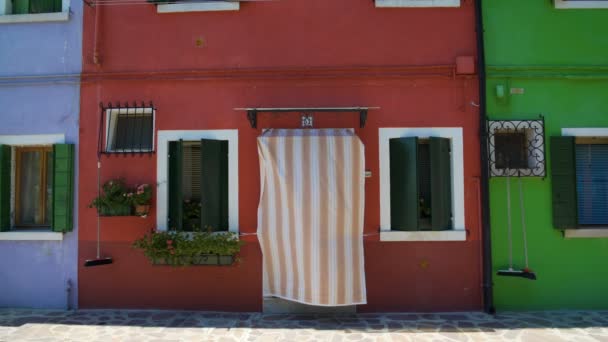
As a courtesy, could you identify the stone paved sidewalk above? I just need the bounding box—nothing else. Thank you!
[1,309,608,342]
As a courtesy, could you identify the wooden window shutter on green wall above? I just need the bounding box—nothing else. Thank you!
[430,137,452,231]
[168,140,183,231]
[200,139,229,232]
[551,136,578,229]
[389,137,419,231]
[0,145,10,232]
[12,0,29,14]
[52,144,74,232]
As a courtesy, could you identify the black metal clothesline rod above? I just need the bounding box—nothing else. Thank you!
[234,107,380,129]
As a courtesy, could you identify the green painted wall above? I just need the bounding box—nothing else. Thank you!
[483,0,608,310]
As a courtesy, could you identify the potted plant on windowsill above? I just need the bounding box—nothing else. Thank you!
[132,229,243,266]
[131,184,152,218]
[89,179,133,216]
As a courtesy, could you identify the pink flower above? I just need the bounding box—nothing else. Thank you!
[167,240,173,245]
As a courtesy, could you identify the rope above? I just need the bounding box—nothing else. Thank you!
[506,169,513,271]
[518,178,529,269]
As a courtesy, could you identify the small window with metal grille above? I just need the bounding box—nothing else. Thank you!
[494,131,529,170]
[105,108,155,153]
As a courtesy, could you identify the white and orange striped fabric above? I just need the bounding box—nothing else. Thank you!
[257,129,366,306]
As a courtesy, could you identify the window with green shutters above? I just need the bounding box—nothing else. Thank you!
[551,136,608,229]
[389,137,453,231]
[167,139,229,232]
[0,143,74,233]
[10,0,62,14]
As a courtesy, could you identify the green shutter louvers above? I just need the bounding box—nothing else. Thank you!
[168,140,183,231]
[52,144,74,233]
[0,145,11,232]
[389,137,419,231]
[430,137,452,231]
[200,139,229,232]
[551,136,578,229]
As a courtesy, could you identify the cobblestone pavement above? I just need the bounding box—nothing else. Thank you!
[1,309,608,342]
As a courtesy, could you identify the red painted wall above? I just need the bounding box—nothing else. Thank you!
[79,0,481,312]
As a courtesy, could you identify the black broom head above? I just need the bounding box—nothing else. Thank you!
[84,257,113,267]
[497,268,536,280]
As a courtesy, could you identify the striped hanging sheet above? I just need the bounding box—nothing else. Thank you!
[257,128,366,306]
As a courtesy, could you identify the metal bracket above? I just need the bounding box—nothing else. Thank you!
[247,110,257,129]
[359,110,368,128]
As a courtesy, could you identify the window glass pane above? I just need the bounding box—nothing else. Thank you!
[182,142,201,231]
[18,151,42,226]
[418,142,431,230]
[576,144,608,225]
[495,132,528,169]
[110,113,153,151]
[45,151,53,226]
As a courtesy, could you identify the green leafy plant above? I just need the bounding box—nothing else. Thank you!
[133,230,244,266]
[89,179,132,216]
[131,184,152,206]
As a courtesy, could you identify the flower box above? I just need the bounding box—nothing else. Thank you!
[152,254,235,266]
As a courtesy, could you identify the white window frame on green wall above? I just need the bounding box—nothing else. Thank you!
[554,0,608,9]
[375,0,460,8]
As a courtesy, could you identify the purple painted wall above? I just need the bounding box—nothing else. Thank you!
[0,0,82,309]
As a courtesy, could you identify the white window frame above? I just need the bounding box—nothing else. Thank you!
[0,134,65,241]
[561,127,608,239]
[0,0,69,24]
[105,108,156,153]
[379,127,465,242]
[375,0,460,8]
[157,1,239,13]
[554,0,608,9]
[156,130,238,233]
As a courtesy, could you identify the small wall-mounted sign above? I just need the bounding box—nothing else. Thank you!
[365,170,372,178]
[510,88,525,95]
[301,114,313,128]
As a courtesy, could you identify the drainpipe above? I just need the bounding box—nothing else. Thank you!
[475,0,494,314]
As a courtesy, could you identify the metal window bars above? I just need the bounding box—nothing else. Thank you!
[487,115,546,178]
[98,101,156,156]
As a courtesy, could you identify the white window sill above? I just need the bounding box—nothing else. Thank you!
[375,0,460,7]
[380,230,466,242]
[554,0,608,9]
[0,11,69,24]
[157,2,239,13]
[0,231,63,241]
[564,229,608,239]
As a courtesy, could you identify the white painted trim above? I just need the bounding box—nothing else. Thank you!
[157,130,239,233]
[554,0,608,9]
[565,229,608,238]
[380,230,466,242]
[0,134,64,145]
[379,127,465,235]
[0,11,69,23]
[562,127,608,137]
[105,108,155,153]
[157,2,239,13]
[0,231,63,241]
[375,0,460,7]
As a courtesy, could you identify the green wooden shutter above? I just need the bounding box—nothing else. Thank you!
[12,0,30,14]
[168,140,183,231]
[52,144,74,233]
[29,0,60,13]
[0,145,11,232]
[200,139,229,232]
[551,136,578,229]
[430,137,452,231]
[389,137,419,231]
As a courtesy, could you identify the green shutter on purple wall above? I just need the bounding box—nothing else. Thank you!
[0,145,10,232]
[430,137,452,231]
[551,136,578,229]
[389,137,419,231]
[52,144,74,233]
[200,139,229,232]
[168,140,183,231]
